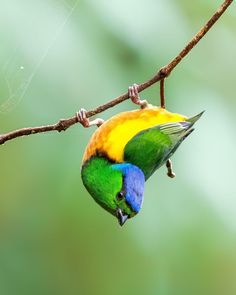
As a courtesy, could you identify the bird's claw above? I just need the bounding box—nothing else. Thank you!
[76,108,104,128]
[128,84,149,109]
[166,159,176,178]
[76,108,90,128]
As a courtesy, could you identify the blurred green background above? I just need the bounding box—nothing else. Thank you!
[0,0,236,294]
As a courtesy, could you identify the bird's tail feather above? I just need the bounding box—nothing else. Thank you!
[188,111,205,124]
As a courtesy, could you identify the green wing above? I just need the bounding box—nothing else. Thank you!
[124,121,194,180]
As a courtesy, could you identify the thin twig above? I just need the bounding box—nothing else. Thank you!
[160,79,165,108]
[0,0,233,146]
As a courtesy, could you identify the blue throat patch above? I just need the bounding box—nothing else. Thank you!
[112,163,145,213]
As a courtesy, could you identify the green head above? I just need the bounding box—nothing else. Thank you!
[81,157,145,226]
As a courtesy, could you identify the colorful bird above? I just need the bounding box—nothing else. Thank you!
[79,84,203,226]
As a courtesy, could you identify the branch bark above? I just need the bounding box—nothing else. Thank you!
[0,0,233,146]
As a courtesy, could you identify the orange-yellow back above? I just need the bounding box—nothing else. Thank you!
[82,107,187,164]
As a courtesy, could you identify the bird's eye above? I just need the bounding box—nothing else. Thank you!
[116,191,124,201]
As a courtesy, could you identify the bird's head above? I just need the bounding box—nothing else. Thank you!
[81,158,145,226]
[112,163,145,225]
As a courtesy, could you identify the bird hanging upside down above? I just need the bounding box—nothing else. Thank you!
[79,84,203,226]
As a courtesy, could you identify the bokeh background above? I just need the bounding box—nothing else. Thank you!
[0,0,236,294]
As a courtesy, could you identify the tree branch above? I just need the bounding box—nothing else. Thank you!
[0,0,233,146]
[160,79,166,109]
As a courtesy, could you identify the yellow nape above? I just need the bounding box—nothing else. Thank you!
[82,107,188,163]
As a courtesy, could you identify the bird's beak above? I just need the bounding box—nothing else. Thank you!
[116,208,129,226]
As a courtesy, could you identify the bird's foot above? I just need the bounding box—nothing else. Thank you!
[76,108,104,128]
[128,84,150,109]
[166,159,176,178]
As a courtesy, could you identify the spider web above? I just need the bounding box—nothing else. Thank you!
[0,0,79,114]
